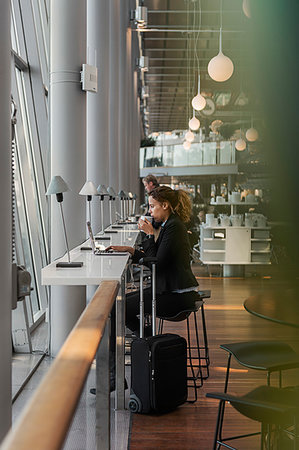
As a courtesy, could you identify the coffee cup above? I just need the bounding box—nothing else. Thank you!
[140,215,153,223]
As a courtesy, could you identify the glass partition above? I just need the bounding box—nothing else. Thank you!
[140,140,236,169]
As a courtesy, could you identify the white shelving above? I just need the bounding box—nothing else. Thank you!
[200,225,271,265]
[202,199,271,269]
[210,201,258,206]
[210,200,258,215]
[203,249,226,253]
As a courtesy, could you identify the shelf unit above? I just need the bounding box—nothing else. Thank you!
[210,200,258,215]
[201,200,271,275]
[200,225,271,265]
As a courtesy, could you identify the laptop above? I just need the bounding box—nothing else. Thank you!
[86,222,128,256]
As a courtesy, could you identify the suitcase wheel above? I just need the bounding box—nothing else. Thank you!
[129,394,142,413]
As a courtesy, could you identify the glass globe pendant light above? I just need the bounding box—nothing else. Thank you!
[189,110,200,131]
[208,28,234,82]
[246,127,258,142]
[242,0,251,19]
[235,130,247,151]
[246,119,258,142]
[185,130,195,142]
[191,74,206,111]
[183,140,191,150]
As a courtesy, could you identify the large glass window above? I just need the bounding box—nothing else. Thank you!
[10,0,49,325]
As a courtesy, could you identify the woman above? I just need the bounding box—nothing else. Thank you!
[108,186,199,334]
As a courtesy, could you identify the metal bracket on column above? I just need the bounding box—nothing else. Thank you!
[80,64,98,93]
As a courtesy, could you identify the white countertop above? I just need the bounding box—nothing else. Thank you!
[42,224,139,286]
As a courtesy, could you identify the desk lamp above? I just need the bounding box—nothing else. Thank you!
[97,184,110,238]
[107,186,116,224]
[132,193,137,216]
[128,192,133,216]
[79,181,98,224]
[107,186,124,229]
[46,175,83,268]
[79,181,98,250]
[123,191,129,219]
[118,190,126,221]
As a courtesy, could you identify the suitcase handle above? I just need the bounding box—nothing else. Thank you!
[139,261,157,338]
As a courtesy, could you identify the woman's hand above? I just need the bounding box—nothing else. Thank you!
[105,245,135,255]
[138,217,154,235]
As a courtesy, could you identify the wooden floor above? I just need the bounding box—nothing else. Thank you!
[129,267,299,449]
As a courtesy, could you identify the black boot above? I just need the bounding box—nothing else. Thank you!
[90,378,128,395]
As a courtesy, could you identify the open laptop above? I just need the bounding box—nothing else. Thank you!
[86,221,128,256]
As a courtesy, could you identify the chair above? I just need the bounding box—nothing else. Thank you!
[221,341,299,390]
[214,341,299,447]
[158,290,211,402]
[207,385,299,449]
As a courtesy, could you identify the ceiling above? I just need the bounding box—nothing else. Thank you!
[137,0,258,135]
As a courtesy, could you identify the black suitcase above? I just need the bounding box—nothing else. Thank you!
[129,257,188,414]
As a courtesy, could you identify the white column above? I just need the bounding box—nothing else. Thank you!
[49,0,87,356]
[118,0,129,191]
[108,0,120,191]
[129,32,141,198]
[87,0,110,232]
[0,0,12,439]
[131,70,141,197]
[125,28,133,193]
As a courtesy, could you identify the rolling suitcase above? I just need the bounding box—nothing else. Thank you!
[129,257,188,414]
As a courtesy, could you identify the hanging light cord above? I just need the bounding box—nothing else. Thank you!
[186,1,190,126]
[194,0,202,93]
[219,0,223,52]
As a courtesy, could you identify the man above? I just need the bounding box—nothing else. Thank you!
[142,174,159,194]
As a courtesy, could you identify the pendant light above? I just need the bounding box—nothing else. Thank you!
[208,28,234,82]
[191,75,206,111]
[183,140,191,150]
[246,119,258,142]
[235,130,246,151]
[189,110,200,131]
[185,130,195,142]
[246,127,258,142]
[242,0,251,19]
[207,1,234,82]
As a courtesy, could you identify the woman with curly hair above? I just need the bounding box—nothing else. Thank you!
[108,185,199,334]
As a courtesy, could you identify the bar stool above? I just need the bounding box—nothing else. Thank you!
[207,385,299,449]
[214,341,299,447]
[158,291,211,402]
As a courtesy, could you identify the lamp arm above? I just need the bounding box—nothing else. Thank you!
[59,202,71,263]
[88,201,92,225]
[109,199,112,225]
[100,199,104,233]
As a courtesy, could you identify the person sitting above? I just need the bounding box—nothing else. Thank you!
[107,185,199,335]
[142,174,159,195]
[142,173,161,240]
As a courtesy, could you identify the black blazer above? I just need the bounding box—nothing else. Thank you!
[133,213,198,294]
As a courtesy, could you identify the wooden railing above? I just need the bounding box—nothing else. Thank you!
[1,280,119,450]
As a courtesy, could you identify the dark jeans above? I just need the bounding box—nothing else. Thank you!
[125,287,199,332]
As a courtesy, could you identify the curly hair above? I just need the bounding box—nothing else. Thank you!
[149,186,192,223]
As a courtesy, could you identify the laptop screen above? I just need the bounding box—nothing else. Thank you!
[87,221,96,252]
